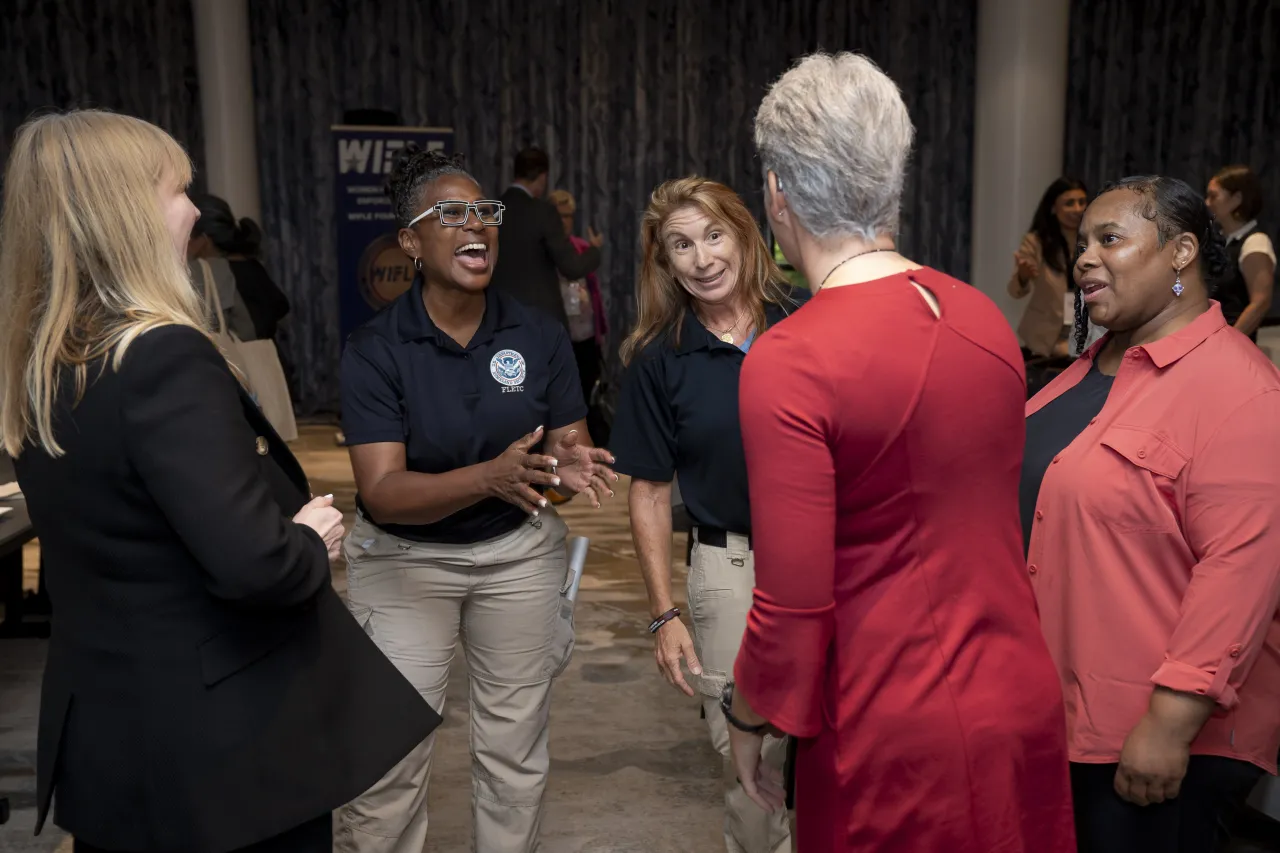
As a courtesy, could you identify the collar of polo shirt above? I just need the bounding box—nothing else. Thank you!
[394,274,521,347]
[673,296,798,356]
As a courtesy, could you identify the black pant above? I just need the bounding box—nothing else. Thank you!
[572,338,610,445]
[74,813,332,853]
[572,338,601,404]
[1071,758,1262,853]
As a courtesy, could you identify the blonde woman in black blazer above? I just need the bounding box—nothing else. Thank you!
[0,111,437,853]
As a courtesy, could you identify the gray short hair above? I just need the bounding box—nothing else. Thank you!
[754,52,915,241]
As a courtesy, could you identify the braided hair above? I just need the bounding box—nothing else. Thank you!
[1072,175,1232,353]
[385,144,473,228]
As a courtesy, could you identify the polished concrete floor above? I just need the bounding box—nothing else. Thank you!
[0,424,725,852]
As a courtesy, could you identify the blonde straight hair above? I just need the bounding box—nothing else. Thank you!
[620,177,791,366]
[0,110,208,457]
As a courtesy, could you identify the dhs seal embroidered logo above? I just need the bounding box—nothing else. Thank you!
[490,349,526,393]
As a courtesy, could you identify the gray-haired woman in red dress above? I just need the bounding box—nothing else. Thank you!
[726,52,1076,853]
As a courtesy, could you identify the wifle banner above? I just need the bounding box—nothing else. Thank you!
[333,125,455,345]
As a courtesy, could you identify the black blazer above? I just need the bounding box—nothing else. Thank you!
[15,325,439,853]
[489,186,602,328]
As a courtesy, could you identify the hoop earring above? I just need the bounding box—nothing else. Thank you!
[1173,269,1183,297]
[414,257,423,273]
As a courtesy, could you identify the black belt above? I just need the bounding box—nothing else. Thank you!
[694,526,752,550]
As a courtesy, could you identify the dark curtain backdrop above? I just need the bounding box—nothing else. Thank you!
[0,0,204,190]
[1065,0,1278,232]
[248,0,977,415]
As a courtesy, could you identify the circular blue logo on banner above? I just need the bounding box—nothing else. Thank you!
[490,349,526,386]
[358,232,416,309]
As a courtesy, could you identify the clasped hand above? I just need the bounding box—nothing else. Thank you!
[293,494,345,561]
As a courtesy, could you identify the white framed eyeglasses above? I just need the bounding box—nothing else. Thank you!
[408,200,505,228]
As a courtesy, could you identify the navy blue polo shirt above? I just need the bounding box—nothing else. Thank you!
[608,286,810,534]
[341,275,587,544]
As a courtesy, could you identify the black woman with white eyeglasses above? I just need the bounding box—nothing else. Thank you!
[336,146,617,853]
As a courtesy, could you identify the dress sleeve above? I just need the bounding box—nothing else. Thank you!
[733,328,836,737]
[1151,390,1280,709]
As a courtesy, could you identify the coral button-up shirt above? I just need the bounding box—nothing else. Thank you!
[1027,304,1280,772]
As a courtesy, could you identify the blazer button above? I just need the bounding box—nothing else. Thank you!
[1028,564,1038,575]
[1035,510,1044,520]
[255,436,269,456]
[1230,644,1243,658]
[1137,448,1147,459]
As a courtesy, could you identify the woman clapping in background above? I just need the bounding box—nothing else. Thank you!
[1009,177,1089,358]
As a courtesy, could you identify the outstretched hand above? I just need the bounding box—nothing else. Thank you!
[549,429,618,508]
[486,426,562,515]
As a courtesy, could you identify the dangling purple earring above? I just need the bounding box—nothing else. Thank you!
[1173,270,1184,297]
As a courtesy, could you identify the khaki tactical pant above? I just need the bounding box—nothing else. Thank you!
[689,529,793,853]
[336,512,574,853]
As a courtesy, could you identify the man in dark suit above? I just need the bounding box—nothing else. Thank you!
[490,148,604,328]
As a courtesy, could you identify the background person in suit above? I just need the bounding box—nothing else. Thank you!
[0,109,438,853]
[490,147,604,326]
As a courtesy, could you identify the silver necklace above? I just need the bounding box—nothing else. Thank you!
[817,247,897,292]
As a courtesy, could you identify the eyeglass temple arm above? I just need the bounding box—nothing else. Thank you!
[406,206,438,228]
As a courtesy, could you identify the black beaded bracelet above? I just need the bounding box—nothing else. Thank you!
[647,607,681,634]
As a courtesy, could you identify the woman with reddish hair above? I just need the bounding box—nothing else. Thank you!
[610,176,808,853]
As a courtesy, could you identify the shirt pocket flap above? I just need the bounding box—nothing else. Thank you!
[1100,426,1188,479]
